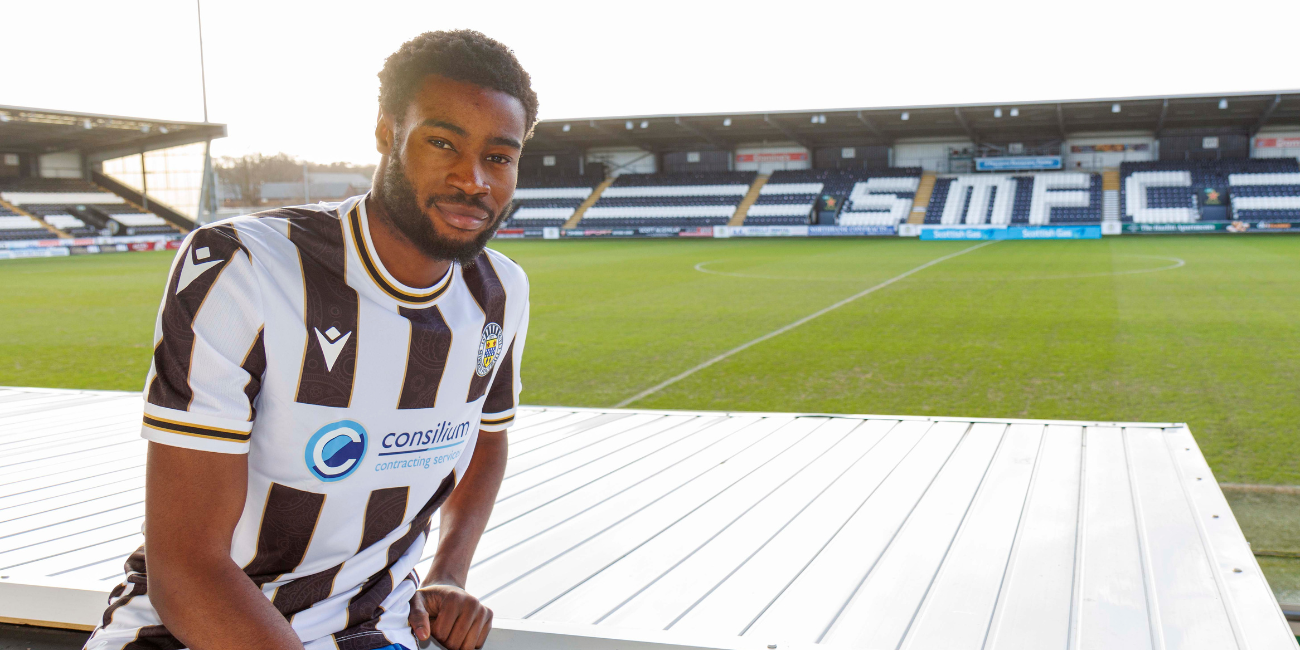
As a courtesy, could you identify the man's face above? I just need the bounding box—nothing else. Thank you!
[376,74,526,264]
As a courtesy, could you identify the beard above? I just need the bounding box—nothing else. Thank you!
[374,153,505,267]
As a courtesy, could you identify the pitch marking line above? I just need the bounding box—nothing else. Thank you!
[614,241,997,408]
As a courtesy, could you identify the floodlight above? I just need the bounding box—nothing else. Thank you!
[625,121,633,130]
[83,120,92,130]
[562,123,571,132]
[811,115,818,124]
[0,113,8,123]
[1218,99,1229,109]
[1111,103,1121,113]
[159,127,168,134]
[994,108,1003,118]
[901,112,909,121]
[640,121,649,129]
[723,118,732,127]
[1010,108,1019,117]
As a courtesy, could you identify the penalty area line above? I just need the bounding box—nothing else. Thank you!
[613,240,998,408]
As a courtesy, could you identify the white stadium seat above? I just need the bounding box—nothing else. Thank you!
[838,177,922,225]
[941,176,1016,225]
[600,184,751,198]
[759,183,824,195]
[1227,173,1300,186]
[1124,171,1196,223]
[43,214,87,230]
[584,206,737,219]
[512,187,593,200]
[0,191,125,205]
[110,213,169,227]
[1028,173,1089,225]
[0,215,48,230]
[1230,196,1300,210]
[747,204,813,217]
[510,207,577,220]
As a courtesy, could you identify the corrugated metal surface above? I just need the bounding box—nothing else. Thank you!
[0,386,1294,650]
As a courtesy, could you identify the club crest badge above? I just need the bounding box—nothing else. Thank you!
[476,322,504,377]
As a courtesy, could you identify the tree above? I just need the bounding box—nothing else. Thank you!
[215,153,376,206]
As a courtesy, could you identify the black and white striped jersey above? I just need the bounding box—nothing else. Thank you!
[87,194,529,650]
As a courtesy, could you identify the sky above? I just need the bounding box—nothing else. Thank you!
[4,0,1299,164]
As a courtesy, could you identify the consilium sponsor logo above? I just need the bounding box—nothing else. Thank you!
[304,420,368,482]
[374,420,474,472]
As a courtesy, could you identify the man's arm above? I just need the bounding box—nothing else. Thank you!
[408,429,508,650]
[145,442,304,650]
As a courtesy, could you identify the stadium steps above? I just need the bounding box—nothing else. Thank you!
[907,172,938,224]
[90,170,194,233]
[1102,169,1121,191]
[564,176,616,228]
[1102,169,1121,221]
[728,173,770,226]
[0,198,69,239]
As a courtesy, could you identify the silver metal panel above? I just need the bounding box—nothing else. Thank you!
[0,387,1293,650]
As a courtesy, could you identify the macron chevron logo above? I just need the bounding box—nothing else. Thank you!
[314,326,353,372]
[176,246,223,294]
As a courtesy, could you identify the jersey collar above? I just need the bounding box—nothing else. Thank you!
[345,194,454,305]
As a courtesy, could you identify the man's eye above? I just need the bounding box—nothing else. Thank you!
[429,139,453,150]
[487,155,511,164]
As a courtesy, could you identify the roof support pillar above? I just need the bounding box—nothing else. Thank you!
[856,111,886,143]
[674,117,729,150]
[953,107,978,144]
[1056,104,1067,140]
[1252,94,1283,136]
[1155,98,1169,137]
[763,114,812,149]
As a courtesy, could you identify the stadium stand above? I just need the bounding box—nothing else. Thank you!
[1230,172,1300,221]
[1120,159,1300,223]
[742,168,922,226]
[744,170,828,225]
[582,171,756,228]
[504,176,600,228]
[924,173,1102,225]
[0,205,54,240]
[0,178,178,236]
[839,168,923,226]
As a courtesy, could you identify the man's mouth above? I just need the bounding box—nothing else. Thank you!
[432,202,491,230]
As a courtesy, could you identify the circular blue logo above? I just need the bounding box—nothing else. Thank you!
[304,420,367,482]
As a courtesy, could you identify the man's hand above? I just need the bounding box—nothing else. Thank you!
[409,583,493,650]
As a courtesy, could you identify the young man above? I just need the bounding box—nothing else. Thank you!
[85,30,536,650]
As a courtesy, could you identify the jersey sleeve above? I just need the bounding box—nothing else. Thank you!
[479,299,528,433]
[142,225,265,454]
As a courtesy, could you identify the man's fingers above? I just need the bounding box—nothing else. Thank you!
[431,596,459,643]
[467,608,488,650]
[408,591,432,641]
[446,607,480,650]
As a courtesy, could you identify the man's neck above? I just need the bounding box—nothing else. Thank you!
[364,193,452,289]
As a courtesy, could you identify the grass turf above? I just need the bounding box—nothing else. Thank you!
[2,235,1298,600]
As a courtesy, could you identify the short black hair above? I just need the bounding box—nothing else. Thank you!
[378,30,538,138]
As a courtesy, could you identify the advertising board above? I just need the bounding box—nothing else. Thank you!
[920,225,1101,240]
[1122,221,1300,234]
[974,156,1063,172]
[807,225,897,237]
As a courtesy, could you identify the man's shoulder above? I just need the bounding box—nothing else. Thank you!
[201,201,354,258]
[481,246,529,293]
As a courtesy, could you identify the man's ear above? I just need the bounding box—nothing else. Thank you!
[375,108,394,156]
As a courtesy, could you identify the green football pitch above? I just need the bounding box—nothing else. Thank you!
[1,235,1298,485]
[2,234,1299,602]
